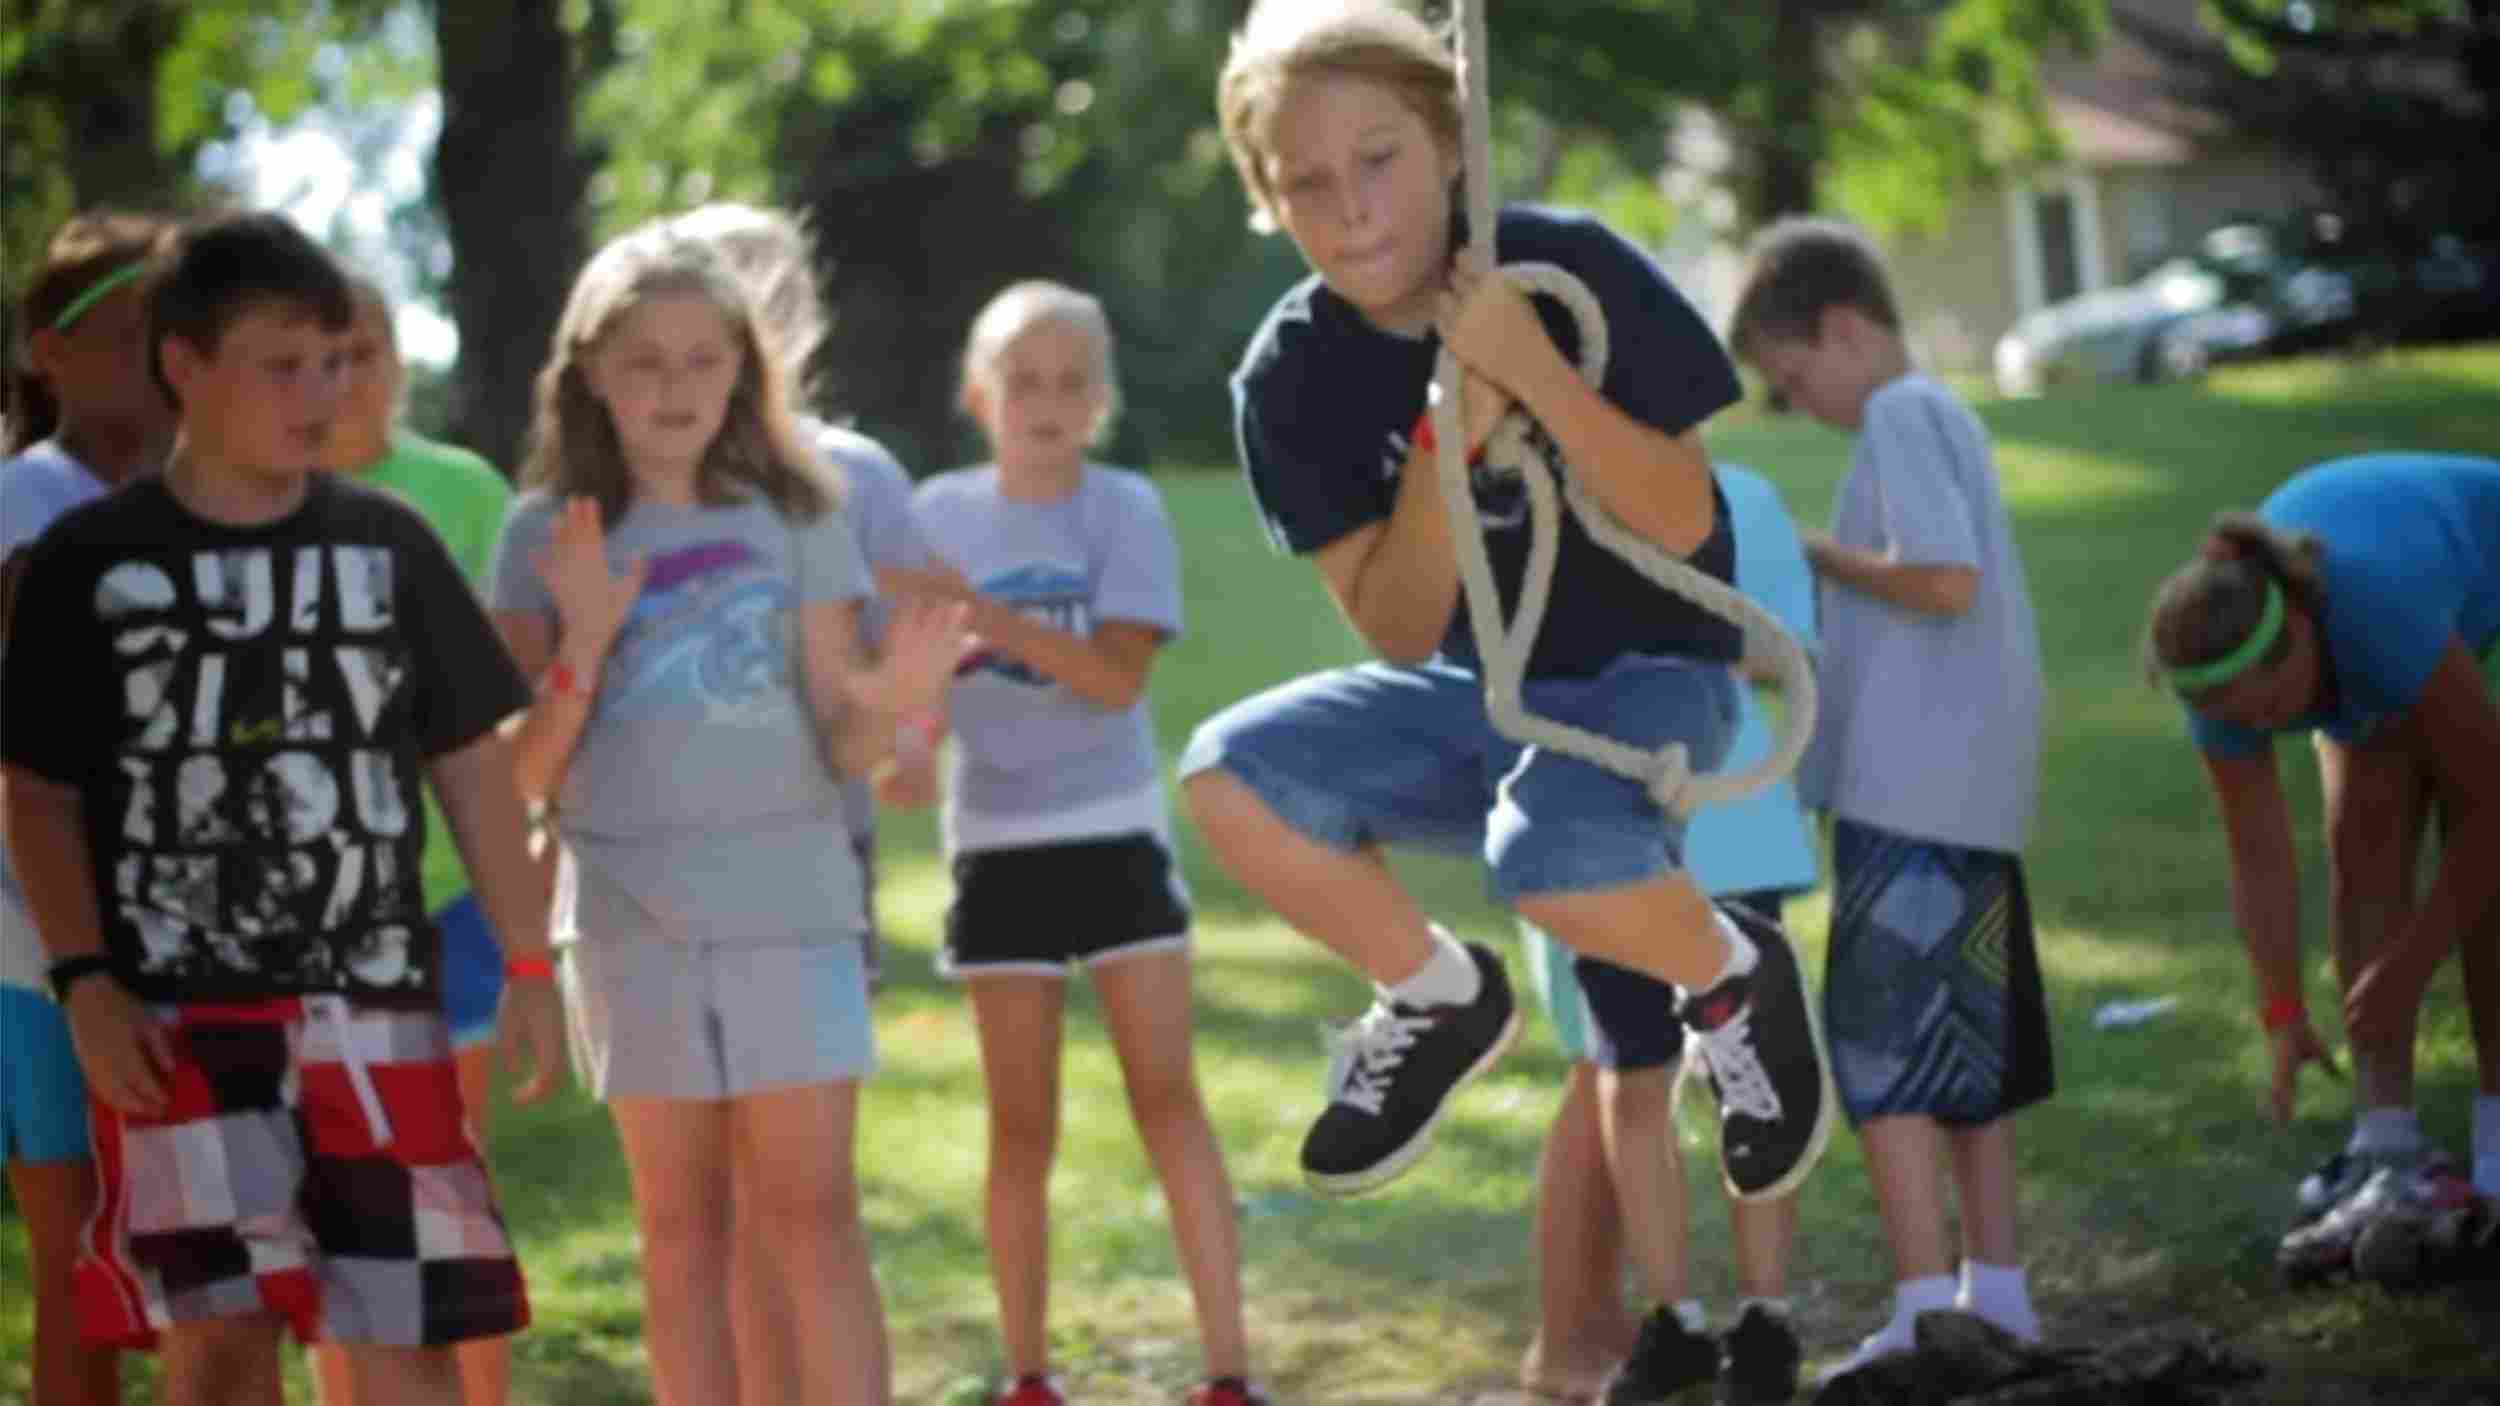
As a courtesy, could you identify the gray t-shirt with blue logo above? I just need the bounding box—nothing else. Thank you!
[491,490,871,944]
[912,465,1182,852]
[1797,373,2043,853]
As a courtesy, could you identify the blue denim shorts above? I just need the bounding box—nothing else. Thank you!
[1179,655,1737,903]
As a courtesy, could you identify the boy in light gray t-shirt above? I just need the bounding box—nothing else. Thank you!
[1731,216,2053,1379]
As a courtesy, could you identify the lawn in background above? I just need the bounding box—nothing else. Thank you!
[5,344,2498,1403]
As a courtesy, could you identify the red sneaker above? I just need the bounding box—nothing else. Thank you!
[1188,1378,1269,1406]
[995,1375,1066,1406]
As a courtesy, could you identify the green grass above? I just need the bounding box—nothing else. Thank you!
[7,343,2500,1403]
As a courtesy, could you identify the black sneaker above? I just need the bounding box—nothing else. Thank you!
[1605,1306,1718,1404]
[1677,902,1833,1202]
[1299,940,1519,1197]
[1716,1303,1800,1404]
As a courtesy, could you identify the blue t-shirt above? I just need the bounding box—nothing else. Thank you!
[1682,465,1820,897]
[2188,453,2500,758]
[1230,205,1743,679]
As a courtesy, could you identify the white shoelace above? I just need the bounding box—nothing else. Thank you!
[1691,1002,1781,1123]
[1322,1003,1434,1117]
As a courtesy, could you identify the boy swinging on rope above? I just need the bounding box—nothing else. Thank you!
[1180,0,1835,1253]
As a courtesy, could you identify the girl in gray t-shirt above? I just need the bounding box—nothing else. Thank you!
[485,228,964,1406]
[879,281,1262,1406]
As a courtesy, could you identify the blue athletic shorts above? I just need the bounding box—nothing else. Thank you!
[1178,655,1737,902]
[0,985,91,1164]
[437,894,504,1053]
[1824,819,2054,1127]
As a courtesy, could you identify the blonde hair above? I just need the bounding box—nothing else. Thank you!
[1218,0,1460,234]
[521,228,837,527]
[958,279,1122,448]
[668,202,828,401]
[2140,512,2328,687]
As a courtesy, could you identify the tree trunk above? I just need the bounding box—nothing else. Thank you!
[1751,0,1824,221]
[432,0,586,473]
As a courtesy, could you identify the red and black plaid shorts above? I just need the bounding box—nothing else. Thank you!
[77,995,529,1349]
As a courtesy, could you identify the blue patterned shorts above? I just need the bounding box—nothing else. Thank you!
[1824,819,2054,1127]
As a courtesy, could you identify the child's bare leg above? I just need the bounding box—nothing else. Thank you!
[1729,1192,1800,1301]
[1860,1115,1955,1282]
[341,1345,464,1406]
[1092,948,1249,1379]
[1947,1118,2039,1340]
[1526,1064,1635,1393]
[159,1314,286,1406]
[730,1080,889,1406]
[610,1099,738,1406]
[969,976,1068,1380]
[1595,1066,1689,1308]
[1947,1120,2019,1268]
[1181,771,1436,984]
[1516,876,1731,992]
[7,1157,118,1406]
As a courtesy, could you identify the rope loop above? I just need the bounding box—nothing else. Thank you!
[1437,0,1819,818]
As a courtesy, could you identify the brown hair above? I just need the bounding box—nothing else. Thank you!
[669,202,829,406]
[7,210,177,453]
[1218,0,1460,234]
[1727,216,1902,358]
[519,227,836,528]
[2139,512,2328,687]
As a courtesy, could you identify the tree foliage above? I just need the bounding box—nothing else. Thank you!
[2121,0,2500,247]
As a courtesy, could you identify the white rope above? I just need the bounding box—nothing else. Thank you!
[1433,0,1816,818]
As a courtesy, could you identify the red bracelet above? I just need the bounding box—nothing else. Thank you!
[506,955,557,984]
[546,660,582,699]
[1412,410,1437,455]
[2260,994,2305,1033]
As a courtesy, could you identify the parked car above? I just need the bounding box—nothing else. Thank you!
[1993,221,2351,396]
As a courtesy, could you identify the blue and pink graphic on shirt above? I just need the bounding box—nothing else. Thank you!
[602,539,800,725]
[962,560,1092,688]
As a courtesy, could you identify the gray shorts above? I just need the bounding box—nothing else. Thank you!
[561,939,877,1101]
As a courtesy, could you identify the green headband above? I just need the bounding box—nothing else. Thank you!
[2169,577,2285,694]
[51,262,149,332]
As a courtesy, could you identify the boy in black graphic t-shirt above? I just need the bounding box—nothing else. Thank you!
[0,212,559,1401]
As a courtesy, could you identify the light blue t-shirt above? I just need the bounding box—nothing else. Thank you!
[0,441,114,994]
[1682,466,1819,897]
[912,464,1183,853]
[491,490,870,945]
[2189,453,2500,758]
[810,420,932,848]
[1797,372,2044,853]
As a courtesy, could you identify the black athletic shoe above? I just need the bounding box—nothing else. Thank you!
[1677,902,1833,1202]
[1605,1306,1719,1404]
[1299,941,1520,1197]
[1716,1303,1801,1405]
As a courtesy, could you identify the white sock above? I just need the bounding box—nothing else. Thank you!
[1738,1295,1792,1321]
[2348,1107,2424,1158]
[2474,1096,2500,1197]
[1673,1300,1707,1335]
[1955,1261,2040,1343]
[1875,1275,1956,1351]
[1817,1276,1951,1385]
[1386,926,1480,1008]
[1707,907,1760,988]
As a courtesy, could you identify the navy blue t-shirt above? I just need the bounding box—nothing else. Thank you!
[1230,205,1743,678]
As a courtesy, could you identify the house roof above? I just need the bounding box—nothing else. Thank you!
[2041,0,2231,166]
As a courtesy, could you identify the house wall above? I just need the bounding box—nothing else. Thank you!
[1881,145,2319,375]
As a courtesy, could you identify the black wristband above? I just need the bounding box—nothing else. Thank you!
[46,953,118,1003]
